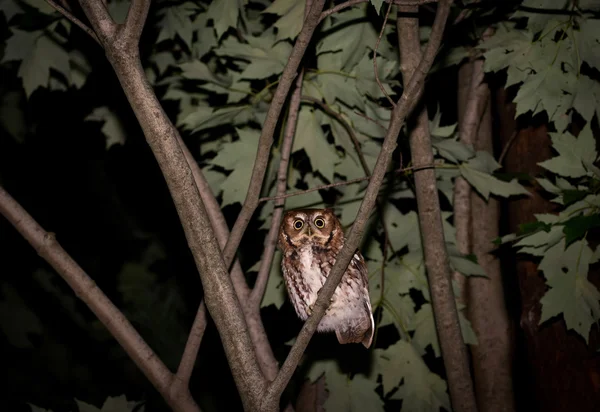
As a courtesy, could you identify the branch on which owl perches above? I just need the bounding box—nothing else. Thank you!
[261,1,454,410]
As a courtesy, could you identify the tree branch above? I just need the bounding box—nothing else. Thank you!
[78,0,116,43]
[179,136,281,383]
[398,3,478,412]
[221,0,326,270]
[77,1,267,409]
[262,2,454,409]
[46,0,101,44]
[258,162,439,203]
[0,186,200,412]
[123,0,149,42]
[319,0,439,23]
[251,71,305,306]
[173,303,207,397]
[301,96,370,173]
[374,2,396,108]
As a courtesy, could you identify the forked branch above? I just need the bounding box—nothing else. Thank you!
[262,1,454,409]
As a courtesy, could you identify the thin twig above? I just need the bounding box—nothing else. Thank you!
[261,2,454,409]
[498,131,518,165]
[252,0,312,313]
[221,0,326,271]
[319,0,439,23]
[374,2,396,108]
[252,75,306,306]
[301,96,396,282]
[174,304,207,386]
[353,110,388,131]
[301,96,371,173]
[46,0,101,44]
[258,162,438,203]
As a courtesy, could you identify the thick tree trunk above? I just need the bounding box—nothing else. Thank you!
[497,88,600,411]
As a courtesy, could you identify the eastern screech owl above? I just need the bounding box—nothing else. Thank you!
[278,208,374,348]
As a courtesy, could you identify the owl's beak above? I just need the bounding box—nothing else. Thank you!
[306,226,312,236]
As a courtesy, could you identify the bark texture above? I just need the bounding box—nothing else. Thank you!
[467,77,515,412]
[398,4,478,412]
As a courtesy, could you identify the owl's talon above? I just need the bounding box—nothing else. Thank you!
[307,304,314,316]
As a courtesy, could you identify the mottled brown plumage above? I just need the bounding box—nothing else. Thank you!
[278,208,374,348]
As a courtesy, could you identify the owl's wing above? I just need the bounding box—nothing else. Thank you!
[351,251,369,287]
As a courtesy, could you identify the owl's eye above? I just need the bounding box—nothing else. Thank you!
[293,219,304,230]
[314,218,325,228]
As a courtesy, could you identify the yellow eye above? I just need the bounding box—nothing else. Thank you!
[314,218,325,228]
[293,219,304,230]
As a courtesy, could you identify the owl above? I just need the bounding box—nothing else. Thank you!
[278,208,374,348]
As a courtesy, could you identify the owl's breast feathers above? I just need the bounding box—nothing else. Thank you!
[281,244,374,348]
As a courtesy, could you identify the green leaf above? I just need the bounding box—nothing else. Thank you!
[207,0,243,39]
[562,190,589,206]
[1,28,37,63]
[179,105,253,132]
[384,207,422,252]
[577,17,600,72]
[0,91,26,143]
[75,395,144,412]
[353,55,396,100]
[573,74,600,122]
[539,240,600,343]
[316,7,378,71]
[192,13,218,58]
[308,360,383,412]
[263,0,305,41]
[215,35,292,80]
[515,225,563,253]
[411,303,441,357]
[433,136,474,163]
[518,220,552,235]
[375,341,450,410]
[20,34,70,97]
[460,163,530,200]
[27,404,53,412]
[538,126,598,178]
[209,128,260,206]
[447,245,486,276]
[563,214,600,247]
[370,0,384,14]
[511,0,570,34]
[0,284,43,348]
[293,107,339,182]
[20,0,55,15]
[85,106,127,150]
[537,177,563,196]
[156,2,197,48]
[325,372,384,412]
[0,0,23,21]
